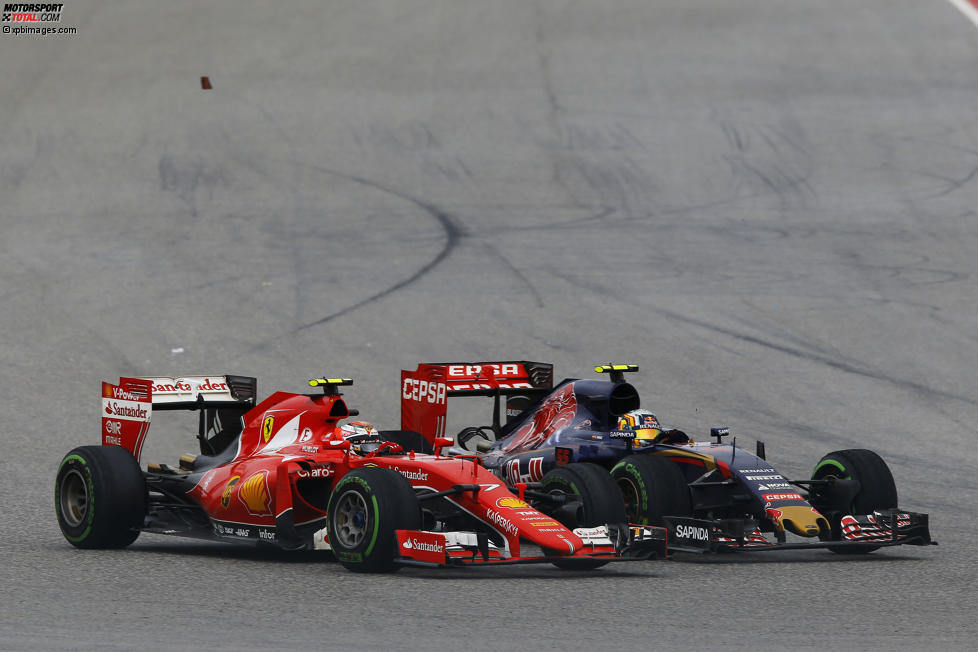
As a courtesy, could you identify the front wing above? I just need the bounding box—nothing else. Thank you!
[394,524,667,567]
[664,510,934,553]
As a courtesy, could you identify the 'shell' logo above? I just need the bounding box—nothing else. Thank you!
[221,476,241,508]
[238,471,272,516]
[262,415,275,443]
[496,496,530,509]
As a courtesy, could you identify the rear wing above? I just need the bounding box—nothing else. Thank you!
[400,362,553,443]
[102,375,256,462]
[139,375,257,409]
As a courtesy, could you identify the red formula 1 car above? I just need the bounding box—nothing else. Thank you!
[55,374,663,572]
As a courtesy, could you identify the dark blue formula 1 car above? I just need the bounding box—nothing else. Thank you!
[400,362,934,554]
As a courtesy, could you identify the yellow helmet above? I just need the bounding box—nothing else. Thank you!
[618,409,662,442]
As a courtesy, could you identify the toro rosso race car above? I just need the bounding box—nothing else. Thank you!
[55,374,664,573]
[400,361,935,554]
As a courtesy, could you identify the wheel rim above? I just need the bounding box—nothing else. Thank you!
[332,490,369,549]
[616,477,641,522]
[813,469,855,514]
[548,488,584,528]
[60,469,89,527]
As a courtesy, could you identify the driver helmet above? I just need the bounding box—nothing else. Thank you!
[618,409,662,443]
[340,420,382,454]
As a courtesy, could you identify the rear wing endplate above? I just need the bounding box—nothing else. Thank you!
[400,362,553,443]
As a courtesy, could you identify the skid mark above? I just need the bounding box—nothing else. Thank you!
[655,307,978,408]
[292,168,463,332]
[483,243,544,308]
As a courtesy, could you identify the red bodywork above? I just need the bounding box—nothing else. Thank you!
[103,375,659,567]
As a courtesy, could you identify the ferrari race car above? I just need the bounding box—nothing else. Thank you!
[400,361,935,554]
[55,374,664,573]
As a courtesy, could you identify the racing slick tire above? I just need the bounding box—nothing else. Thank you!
[539,462,626,569]
[377,430,433,454]
[55,445,146,549]
[327,468,422,573]
[611,454,692,526]
[811,449,898,554]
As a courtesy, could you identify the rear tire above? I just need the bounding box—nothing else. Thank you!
[539,463,625,569]
[55,446,146,549]
[811,449,897,554]
[611,454,692,526]
[327,468,421,573]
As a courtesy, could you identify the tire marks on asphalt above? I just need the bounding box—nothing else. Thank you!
[290,168,463,332]
[653,306,978,409]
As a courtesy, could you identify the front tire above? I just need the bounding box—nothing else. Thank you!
[539,462,626,569]
[811,449,897,554]
[55,446,146,549]
[611,454,692,526]
[327,468,421,573]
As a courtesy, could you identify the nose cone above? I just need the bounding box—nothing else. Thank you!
[767,506,830,538]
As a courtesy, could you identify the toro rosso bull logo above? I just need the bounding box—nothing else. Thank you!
[503,384,576,453]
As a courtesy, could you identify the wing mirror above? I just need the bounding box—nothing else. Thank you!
[326,438,351,451]
[433,436,454,455]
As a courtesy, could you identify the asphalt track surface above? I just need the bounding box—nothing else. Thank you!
[2,1,977,649]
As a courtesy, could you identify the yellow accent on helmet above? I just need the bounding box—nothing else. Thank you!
[618,409,661,441]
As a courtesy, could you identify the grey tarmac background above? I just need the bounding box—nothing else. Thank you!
[1,0,977,649]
